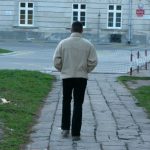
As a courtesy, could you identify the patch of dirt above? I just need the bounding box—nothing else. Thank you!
[126,80,150,89]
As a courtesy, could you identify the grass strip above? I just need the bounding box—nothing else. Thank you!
[0,48,12,54]
[0,70,54,150]
[118,76,150,116]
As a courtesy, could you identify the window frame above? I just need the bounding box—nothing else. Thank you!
[107,4,122,29]
[19,2,34,26]
[72,3,86,28]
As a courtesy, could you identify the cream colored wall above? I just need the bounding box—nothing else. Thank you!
[0,0,149,43]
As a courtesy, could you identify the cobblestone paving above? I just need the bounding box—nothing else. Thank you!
[25,74,150,150]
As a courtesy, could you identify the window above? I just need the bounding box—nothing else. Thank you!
[107,4,122,29]
[72,4,86,27]
[19,2,34,26]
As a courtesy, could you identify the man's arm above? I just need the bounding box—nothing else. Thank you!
[53,42,62,71]
[87,45,98,73]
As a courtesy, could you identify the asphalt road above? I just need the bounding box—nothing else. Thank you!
[0,40,149,74]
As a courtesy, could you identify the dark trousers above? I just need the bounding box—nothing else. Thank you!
[61,78,87,136]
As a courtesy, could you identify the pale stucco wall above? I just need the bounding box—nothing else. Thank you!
[0,0,149,44]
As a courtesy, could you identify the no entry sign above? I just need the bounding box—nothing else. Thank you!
[136,9,144,17]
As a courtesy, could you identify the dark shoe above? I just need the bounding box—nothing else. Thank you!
[61,130,69,137]
[72,136,80,141]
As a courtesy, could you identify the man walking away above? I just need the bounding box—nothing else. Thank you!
[53,21,98,141]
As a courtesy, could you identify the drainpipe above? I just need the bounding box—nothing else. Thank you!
[97,11,101,42]
[128,0,132,44]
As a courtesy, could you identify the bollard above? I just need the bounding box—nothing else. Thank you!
[137,51,140,73]
[145,50,148,70]
[130,52,133,75]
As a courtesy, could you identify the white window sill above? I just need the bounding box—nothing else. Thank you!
[101,28,127,32]
[66,27,91,31]
[13,26,38,29]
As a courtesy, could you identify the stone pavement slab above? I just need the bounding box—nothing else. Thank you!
[24,73,150,150]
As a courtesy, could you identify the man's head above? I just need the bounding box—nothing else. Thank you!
[71,21,83,33]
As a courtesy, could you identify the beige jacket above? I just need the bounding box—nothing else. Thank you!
[53,32,98,79]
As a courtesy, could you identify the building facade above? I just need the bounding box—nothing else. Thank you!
[0,0,150,44]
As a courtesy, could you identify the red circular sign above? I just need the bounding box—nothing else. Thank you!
[136,9,144,17]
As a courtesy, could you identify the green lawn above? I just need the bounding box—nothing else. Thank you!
[0,70,54,150]
[118,76,150,116]
[0,48,12,54]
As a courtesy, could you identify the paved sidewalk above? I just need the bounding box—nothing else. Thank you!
[25,73,150,150]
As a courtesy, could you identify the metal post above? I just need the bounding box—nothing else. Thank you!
[130,51,133,75]
[128,0,132,44]
[145,50,148,70]
[137,51,140,73]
